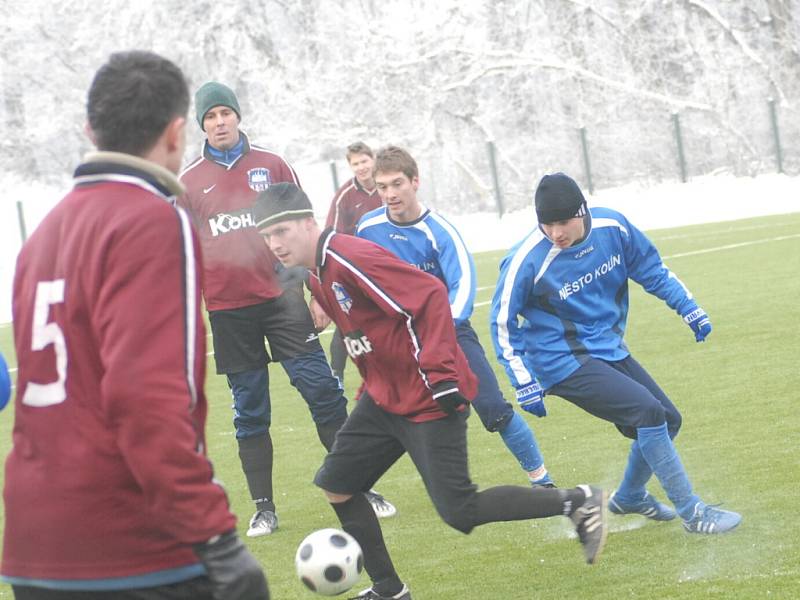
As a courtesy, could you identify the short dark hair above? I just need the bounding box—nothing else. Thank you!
[346,141,373,161]
[374,145,418,180]
[87,51,189,156]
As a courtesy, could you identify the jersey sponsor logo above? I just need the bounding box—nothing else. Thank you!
[331,282,352,313]
[344,330,373,358]
[203,184,217,194]
[558,253,622,300]
[208,209,256,237]
[415,260,436,273]
[247,168,272,192]
[574,244,594,259]
[389,233,408,241]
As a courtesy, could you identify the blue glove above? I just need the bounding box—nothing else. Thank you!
[515,381,546,417]
[682,307,712,342]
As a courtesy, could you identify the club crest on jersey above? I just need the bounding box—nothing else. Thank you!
[331,282,352,314]
[247,168,272,192]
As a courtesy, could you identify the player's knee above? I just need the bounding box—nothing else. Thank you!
[487,410,514,433]
[233,418,269,439]
[636,401,666,428]
[323,490,353,504]
[667,411,682,438]
[472,397,513,433]
[436,504,475,534]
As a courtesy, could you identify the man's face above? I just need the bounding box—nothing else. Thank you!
[348,153,375,188]
[203,105,240,151]
[540,217,586,249]
[374,170,421,223]
[260,218,315,268]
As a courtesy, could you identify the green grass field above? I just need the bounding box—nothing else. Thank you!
[1,213,799,599]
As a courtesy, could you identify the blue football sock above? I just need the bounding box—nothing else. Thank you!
[615,440,652,502]
[499,412,551,482]
[637,423,700,519]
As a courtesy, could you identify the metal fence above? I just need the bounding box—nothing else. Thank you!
[334,96,796,218]
[12,98,797,243]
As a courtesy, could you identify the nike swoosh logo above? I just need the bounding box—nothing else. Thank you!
[203,184,217,194]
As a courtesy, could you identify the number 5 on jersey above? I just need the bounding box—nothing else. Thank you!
[23,279,68,407]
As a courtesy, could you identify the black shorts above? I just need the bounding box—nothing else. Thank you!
[314,392,478,527]
[208,288,322,374]
[12,577,212,600]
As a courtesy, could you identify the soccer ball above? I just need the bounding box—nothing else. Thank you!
[295,528,364,596]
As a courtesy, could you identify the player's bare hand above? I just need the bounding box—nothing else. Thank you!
[309,296,332,331]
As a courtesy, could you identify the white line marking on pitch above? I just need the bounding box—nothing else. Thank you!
[661,233,800,259]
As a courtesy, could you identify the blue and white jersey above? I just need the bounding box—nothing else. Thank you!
[490,207,699,390]
[356,205,477,324]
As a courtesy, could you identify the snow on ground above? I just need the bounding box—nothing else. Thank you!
[1,172,798,325]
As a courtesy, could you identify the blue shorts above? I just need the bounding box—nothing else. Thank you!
[455,320,514,432]
[548,355,682,440]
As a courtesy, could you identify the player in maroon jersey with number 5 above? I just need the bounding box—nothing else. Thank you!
[2,51,267,600]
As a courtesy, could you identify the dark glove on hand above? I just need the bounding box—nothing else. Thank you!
[194,530,270,600]
[435,390,469,416]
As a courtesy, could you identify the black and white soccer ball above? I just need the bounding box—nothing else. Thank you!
[295,528,364,596]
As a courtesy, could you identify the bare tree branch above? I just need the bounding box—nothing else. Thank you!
[442,56,713,111]
[684,0,788,105]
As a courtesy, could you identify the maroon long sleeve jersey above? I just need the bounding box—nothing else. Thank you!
[3,153,235,582]
[311,230,477,421]
[178,133,300,311]
[325,177,382,234]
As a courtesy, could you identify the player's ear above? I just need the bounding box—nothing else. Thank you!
[164,116,186,153]
[84,122,97,146]
[411,176,420,191]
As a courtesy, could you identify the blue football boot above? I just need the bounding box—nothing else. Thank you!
[682,502,742,534]
[608,491,677,521]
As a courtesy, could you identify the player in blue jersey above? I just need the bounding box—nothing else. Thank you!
[0,351,10,412]
[490,172,741,534]
[357,145,554,487]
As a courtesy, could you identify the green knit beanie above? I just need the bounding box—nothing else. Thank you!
[195,81,241,128]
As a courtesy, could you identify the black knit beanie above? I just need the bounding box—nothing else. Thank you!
[534,173,587,224]
[253,183,314,229]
